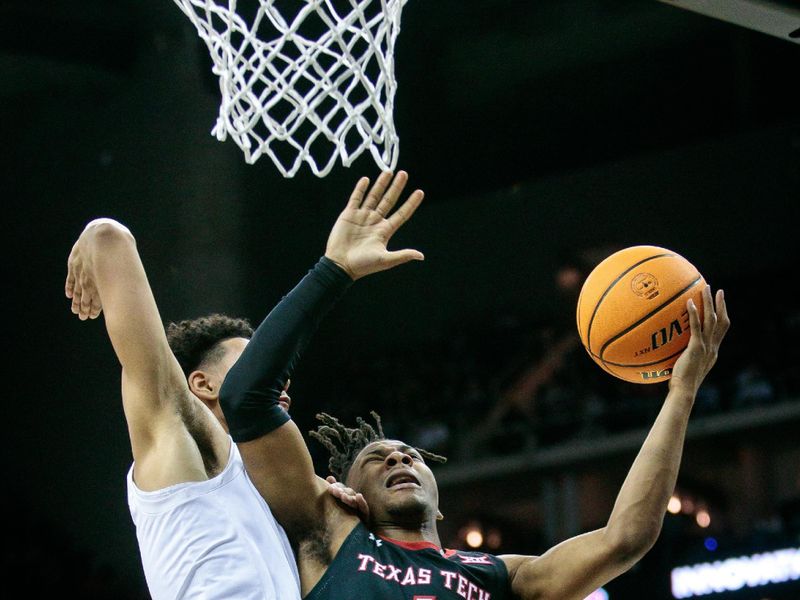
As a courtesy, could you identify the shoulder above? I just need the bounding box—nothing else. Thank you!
[448,549,510,574]
[450,550,514,597]
[129,400,230,490]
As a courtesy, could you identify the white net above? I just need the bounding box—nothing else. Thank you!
[173,0,409,177]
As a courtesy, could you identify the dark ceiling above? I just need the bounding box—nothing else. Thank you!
[2,0,798,200]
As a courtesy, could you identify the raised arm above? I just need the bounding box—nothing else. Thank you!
[65,219,218,489]
[501,286,730,600]
[219,171,424,540]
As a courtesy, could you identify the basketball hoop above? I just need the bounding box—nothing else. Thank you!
[172,0,409,177]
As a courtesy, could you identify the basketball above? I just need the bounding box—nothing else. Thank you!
[576,245,706,384]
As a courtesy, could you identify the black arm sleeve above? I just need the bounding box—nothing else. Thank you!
[220,256,353,442]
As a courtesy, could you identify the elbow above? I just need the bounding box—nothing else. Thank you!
[78,219,139,280]
[84,218,135,247]
[218,377,261,415]
[218,384,247,431]
[604,519,661,562]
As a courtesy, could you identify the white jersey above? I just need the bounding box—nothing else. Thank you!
[127,439,301,600]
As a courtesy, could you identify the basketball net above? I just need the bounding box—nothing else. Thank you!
[172,0,408,177]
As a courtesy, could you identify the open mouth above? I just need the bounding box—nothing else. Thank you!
[279,393,291,411]
[385,471,421,489]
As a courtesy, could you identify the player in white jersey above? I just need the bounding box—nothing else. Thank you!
[127,433,298,598]
[63,174,403,599]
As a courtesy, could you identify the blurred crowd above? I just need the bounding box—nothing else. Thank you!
[305,258,800,462]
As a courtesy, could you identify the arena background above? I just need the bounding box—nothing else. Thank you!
[2,1,798,598]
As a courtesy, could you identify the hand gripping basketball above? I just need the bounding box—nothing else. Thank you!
[576,245,708,384]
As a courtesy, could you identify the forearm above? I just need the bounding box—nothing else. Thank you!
[604,387,695,554]
[68,218,194,456]
[220,257,353,442]
[502,390,695,600]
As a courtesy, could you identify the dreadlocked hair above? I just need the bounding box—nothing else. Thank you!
[310,411,447,483]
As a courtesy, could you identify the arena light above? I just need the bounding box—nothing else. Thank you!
[695,509,711,528]
[485,528,502,550]
[704,537,718,552]
[465,528,484,549]
[668,495,682,514]
[671,547,800,598]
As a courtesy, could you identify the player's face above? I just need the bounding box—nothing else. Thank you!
[346,440,440,525]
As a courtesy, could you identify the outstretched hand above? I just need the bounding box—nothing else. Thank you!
[325,171,425,280]
[670,285,730,395]
[325,475,370,519]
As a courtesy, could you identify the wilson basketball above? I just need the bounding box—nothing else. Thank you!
[576,245,705,384]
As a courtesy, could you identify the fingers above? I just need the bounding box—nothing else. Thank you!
[66,246,78,299]
[688,286,730,353]
[334,488,369,517]
[374,171,409,217]
[362,171,395,210]
[79,288,102,320]
[713,289,730,345]
[80,285,93,316]
[387,189,425,231]
[70,280,83,315]
[72,288,92,320]
[328,485,351,505]
[65,271,75,299]
[325,477,368,515]
[347,171,423,226]
[356,493,370,518]
[69,274,102,320]
[383,249,425,270]
[69,268,87,318]
[686,296,701,338]
[701,284,716,336]
[346,177,371,210]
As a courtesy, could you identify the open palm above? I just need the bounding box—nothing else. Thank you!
[325,171,425,280]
